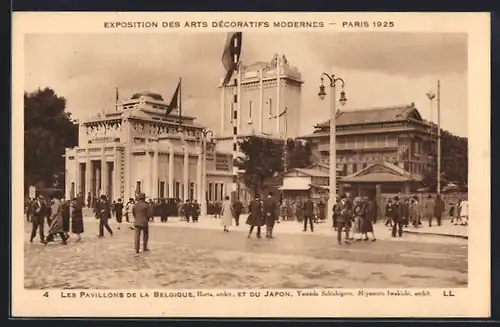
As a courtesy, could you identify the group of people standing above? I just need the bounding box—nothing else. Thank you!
[333,194,378,245]
[25,194,84,245]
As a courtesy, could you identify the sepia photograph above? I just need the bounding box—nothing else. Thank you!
[12,12,490,318]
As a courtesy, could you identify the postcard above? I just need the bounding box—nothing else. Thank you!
[12,11,490,318]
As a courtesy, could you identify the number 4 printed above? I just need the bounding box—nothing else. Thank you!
[43,292,49,298]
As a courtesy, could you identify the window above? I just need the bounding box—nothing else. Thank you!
[343,164,348,176]
[159,181,165,198]
[214,184,219,202]
[219,183,224,201]
[136,181,141,193]
[175,181,180,199]
[353,163,358,174]
[208,183,213,201]
[249,101,253,118]
[363,162,368,169]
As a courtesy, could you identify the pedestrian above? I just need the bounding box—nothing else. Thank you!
[125,198,135,229]
[183,199,191,223]
[115,198,124,230]
[96,194,113,237]
[352,197,367,241]
[87,192,92,208]
[30,194,47,243]
[363,197,377,241]
[263,192,278,238]
[384,199,394,227]
[70,197,84,242]
[25,198,33,222]
[247,194,263,238]
[302,194,315,232]
[191,199,200,223]
[332,197,339,230]
[43,196,68,245]
[318,199,326,223]
[132,193,152,254]
[148,198,156,223]
[111,200,117,220]
[434,194,445,226]
[391,196,404,238]
[335,194,351,245]
[220,196,233,232]
[425,194,436,227]
[401,196,410,228]
[459,199,468,226]
[232,198,243,226]
[159,198,169,222]
[410,196,422,227]
[61,198,71,239]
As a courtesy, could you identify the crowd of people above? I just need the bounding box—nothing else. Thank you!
[24,189,468,252]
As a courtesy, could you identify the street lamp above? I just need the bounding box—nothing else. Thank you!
[200,128,214,216]
[318,73,347,226]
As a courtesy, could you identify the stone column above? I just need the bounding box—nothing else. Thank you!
[124,119,132,200]
[183,141,189,201]
[85,150,91,197]
[101,147,107,197]
[196,147,202,201]
[65,150,70,199]
[96,167,101,196]
[114,147,121,200]
[75,150,80,196]
[168,142,174,198]
[152,140,159,198]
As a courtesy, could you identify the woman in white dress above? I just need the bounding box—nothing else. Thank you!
[220,195,233,232]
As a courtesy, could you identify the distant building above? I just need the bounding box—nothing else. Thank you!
[300,103,435,197]
[64,91,233,202]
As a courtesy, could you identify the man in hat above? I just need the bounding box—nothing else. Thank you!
[262,192,278,238]
[391,196,404,237]
[335,194,351,245]
[132,193,153,254]
[247,194,263,238]
[30,194,47,243]
[302,194,315,232]
[96,194,113,237]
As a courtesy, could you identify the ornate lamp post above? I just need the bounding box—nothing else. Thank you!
[318,73,347,225]
[200,128,215,216]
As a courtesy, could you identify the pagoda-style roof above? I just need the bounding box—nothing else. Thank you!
[314,103,424,128]
[341,161,423,184]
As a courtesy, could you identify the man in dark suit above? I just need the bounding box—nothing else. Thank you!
[132,193,153,254]
[302,194,315,232]
[392,196,404,237]
[262,192,278,238]
[335,194,351,245]
[247,194,263,238]
[232,199,243,226]
[191,199,200,223]
[30,195,47,243]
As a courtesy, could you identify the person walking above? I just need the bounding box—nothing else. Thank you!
[302,194,315,232]
[352,197,367,241]
[247,194,263,238]
[43,196,68,245]
[220,196,233,232]
[384,199,394,227]
[30,195,47,243]
[125,198,135,229]
[401,196,410,228]
[115,198,124,230]
[61,198,71,239]
[191,199,200,223]
[70,197,84,242]
[391,196,404,238]
[263,192,278,238]
[132,193,152,254]
[363,197,377,241]
[434,194,445,226]
[159,198,169,222]
[335,194,351,245]
[183,199,191,222]
[424,194,436,227]
[96,195,113,237]
[232,198,243,226]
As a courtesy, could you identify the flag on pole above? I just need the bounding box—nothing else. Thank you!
[221,32,243,87]
[165,79,181,117]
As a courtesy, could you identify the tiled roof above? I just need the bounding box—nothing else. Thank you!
[341,161,423,183]
[315,104,420,128]
[341,172,412,183]
[294,168,329,178]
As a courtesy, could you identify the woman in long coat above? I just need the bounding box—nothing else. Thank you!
[71,197,84,241]
[44,197,67,244]
[220,196,233,232]
[61,199,71,238]
[362,197,377,241]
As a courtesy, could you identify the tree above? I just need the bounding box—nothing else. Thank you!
[237,136,313,195]
[24,88,78,190]
[422,123,468,191]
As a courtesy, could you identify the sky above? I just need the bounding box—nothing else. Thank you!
[24,32,468,137]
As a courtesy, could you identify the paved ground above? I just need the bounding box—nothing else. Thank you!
[24,215,468,289]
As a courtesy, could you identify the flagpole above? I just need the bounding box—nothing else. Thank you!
[115,87,119,111]
[437,80,441,194]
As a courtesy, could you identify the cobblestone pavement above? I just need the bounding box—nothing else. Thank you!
[24,217,468,289]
